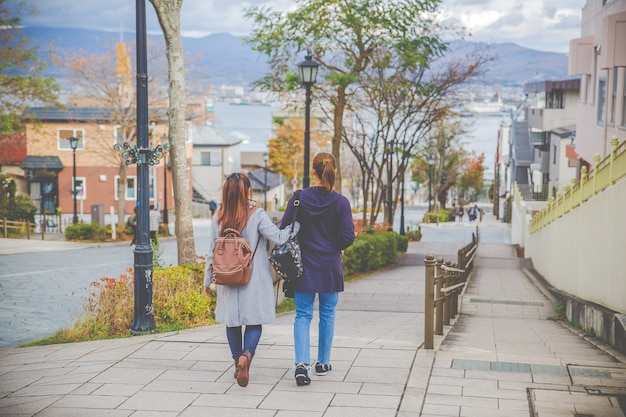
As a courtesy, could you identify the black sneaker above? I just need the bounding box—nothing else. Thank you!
[295,363,311,386]
[315,363,332,376]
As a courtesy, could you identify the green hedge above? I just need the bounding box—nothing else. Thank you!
[65,222,109,241]
[342,231,407,277]
[424,209,451,223]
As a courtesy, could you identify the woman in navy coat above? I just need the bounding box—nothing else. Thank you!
[280,152,355,386]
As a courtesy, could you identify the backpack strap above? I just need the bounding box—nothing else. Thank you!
[287,190,301,238]
[243,206,261,260]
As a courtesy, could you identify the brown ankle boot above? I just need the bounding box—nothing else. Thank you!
[233,358,239,379]
[236,350,253,387]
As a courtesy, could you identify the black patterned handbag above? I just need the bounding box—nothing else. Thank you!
[270,190,303,284]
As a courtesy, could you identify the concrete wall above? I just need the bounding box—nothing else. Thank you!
[519,178,626,350]
[525,179,626,314]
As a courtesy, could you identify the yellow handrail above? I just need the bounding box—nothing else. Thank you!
[529,136,625,234]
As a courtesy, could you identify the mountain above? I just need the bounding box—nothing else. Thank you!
[23,26,570,89]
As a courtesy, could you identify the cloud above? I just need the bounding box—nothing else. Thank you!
[9,0,585,53]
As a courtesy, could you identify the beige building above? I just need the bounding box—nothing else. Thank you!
[569,0,626,164]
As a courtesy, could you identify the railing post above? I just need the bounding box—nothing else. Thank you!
[424,253,435,349]
[610,136,618,185]
[580,165,588,206]
[435,261,444,336]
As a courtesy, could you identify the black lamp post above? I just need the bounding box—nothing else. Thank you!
[386,147,393,225]
[114,0,167,335]
[162,134,168,225]
[69,136,79,224]
[427,156,435,213]
[263,152,268,210]
[297,50,319,189]
[400,143,406,235]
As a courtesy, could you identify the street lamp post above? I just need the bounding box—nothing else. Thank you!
[400,146,406,235]
[297,50,319,189]
[263,152,268,210]
[427,156,435,213]
[162,134,168,225]
[69,136,79,224]
[113,0,167,335]
[387,147,393,226]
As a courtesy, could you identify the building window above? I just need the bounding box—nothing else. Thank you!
[597,78,606,125]
[74,177,86,200]
[553,145,557,165]
[58,129,84,150]
[610,68,617,125]
[201,151,222,166]
[114,125,135,145]
[547,91,564,109]
[115,176,137,200]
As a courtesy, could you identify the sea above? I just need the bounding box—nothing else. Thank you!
[211,101,507,181]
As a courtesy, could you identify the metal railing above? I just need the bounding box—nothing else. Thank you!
[530,136,626,234]
[423,227,479,349]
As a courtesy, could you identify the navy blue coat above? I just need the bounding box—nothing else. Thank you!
[280,187,355,293]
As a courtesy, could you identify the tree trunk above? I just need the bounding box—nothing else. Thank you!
[117,160,127,224]
[150,0,196,265]
[332,87,346,194]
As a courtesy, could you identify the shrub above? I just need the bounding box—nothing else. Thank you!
[397,234,409,252]
[23,263,216,346]
[424,210,450,223]
[342,231,404,276]
[65,222,108,241]
[406,227,422,241]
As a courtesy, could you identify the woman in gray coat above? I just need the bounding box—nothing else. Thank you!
[204,173,296,388]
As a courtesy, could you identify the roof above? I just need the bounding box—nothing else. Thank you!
[189,125,243,146]
[20,156,64,170]
[24,106,169,123]
[248,167,281,191]
[523,78,581,94]
[24,107,116,122]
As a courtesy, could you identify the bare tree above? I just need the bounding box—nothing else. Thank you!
[149,0,196,265]
[344,46,491,225]
[63,40,168,220]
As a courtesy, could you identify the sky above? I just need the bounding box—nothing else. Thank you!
[10,0,586,53]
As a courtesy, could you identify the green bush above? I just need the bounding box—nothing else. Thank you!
[397,234,409,252]
[65,222,109,241]
[342,231,405,276]
[424,210,450,223]
[406,227,422,241]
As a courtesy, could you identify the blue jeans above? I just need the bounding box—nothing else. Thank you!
[294,292,339,365]
[226,325,262,360]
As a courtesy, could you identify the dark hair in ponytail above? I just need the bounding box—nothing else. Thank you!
[312,152,336,193]
[218,172,252,232]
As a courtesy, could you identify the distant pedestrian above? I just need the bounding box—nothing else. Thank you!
[450,204,457,222]
[209,199,217,217]
[458,205,464,222]
[127,206,138,246]
[149,204,160,243]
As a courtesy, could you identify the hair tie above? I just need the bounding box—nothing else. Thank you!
[322,158,331,166]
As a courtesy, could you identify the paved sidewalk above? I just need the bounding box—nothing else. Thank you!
[0,213,624,416]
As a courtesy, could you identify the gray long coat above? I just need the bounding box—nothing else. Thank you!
[204,208,296,327]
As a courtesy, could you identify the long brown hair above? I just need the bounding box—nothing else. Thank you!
[312,152,336,193]
[218,173,253,232]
